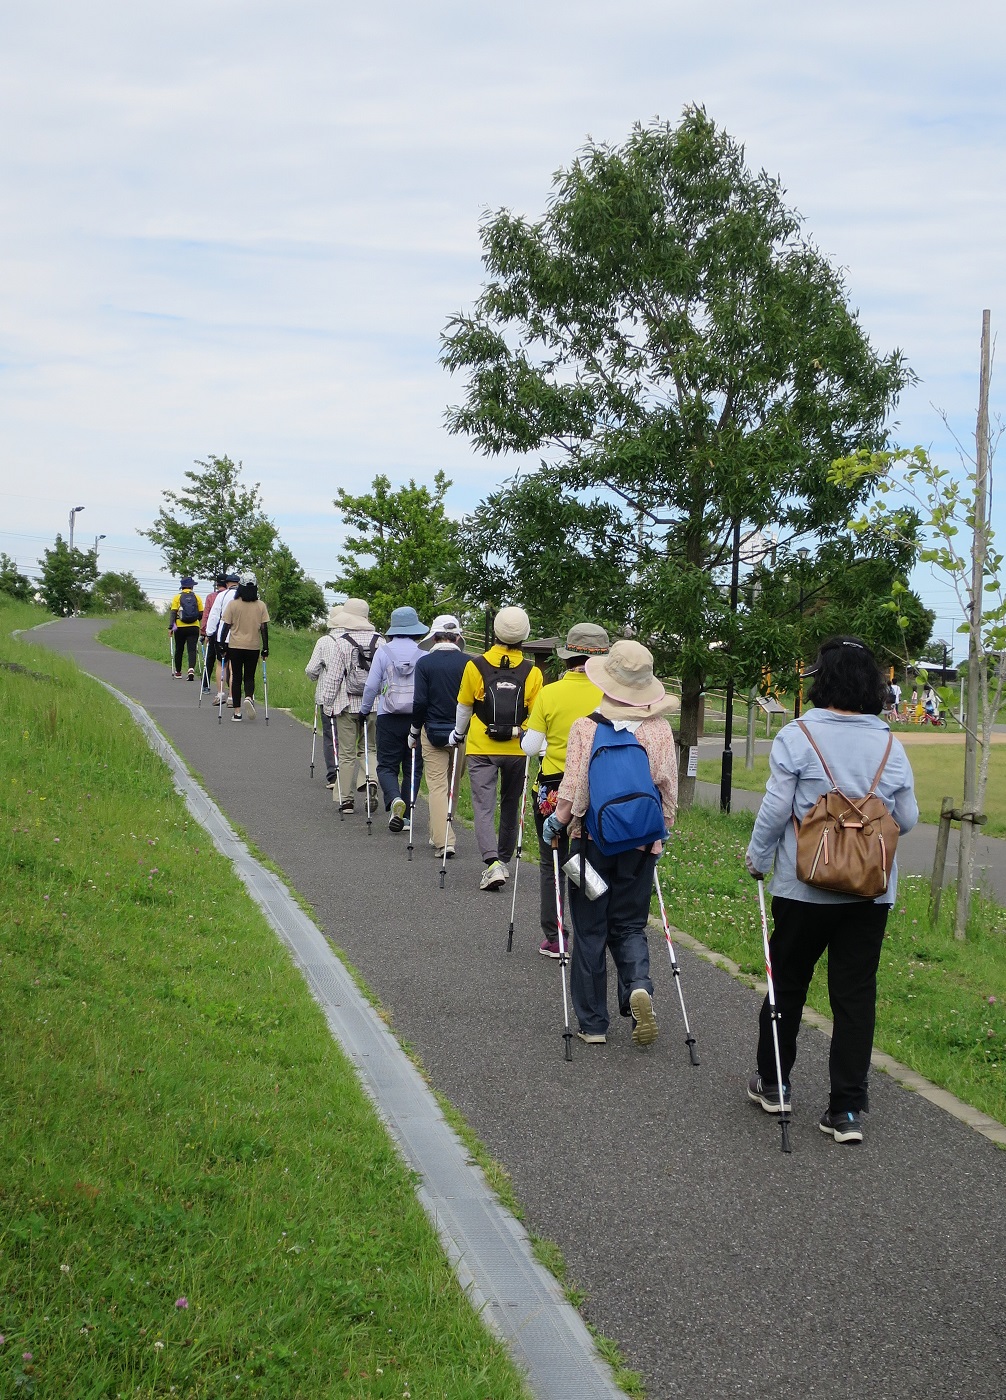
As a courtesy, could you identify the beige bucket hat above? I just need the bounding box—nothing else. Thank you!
[585,640,679,719]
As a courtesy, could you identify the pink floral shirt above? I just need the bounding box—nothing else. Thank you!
[557,715,678,839]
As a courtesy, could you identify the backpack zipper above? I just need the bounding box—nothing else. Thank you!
[809,826,830,880]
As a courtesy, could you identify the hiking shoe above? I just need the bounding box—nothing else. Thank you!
[339,796,355,812]
[434,847,455,859]
[629,988,658,1047]
[231,711,243,722]
[747,1074,792,1115]
[187,667,195,680]
[538,936,562,959]
[388,797,407,832]
[172,670,182,679]
[819,1109,864,1145]
[244,697,256,720]
[480,861,507,891]
[326,779,338,790]
[501,863,511,881]
[576,1030,607,1044]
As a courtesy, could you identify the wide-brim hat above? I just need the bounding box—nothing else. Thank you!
[585,640,678,716]
[494,606,530,646]
[557,622,610,660]
[326,604,344,629]
[343,598,370,621]
[386,606,427,637]
[180,577,195,590]
[424,612,462,642]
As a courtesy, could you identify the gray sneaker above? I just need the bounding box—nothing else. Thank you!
[747,1074,792,1115]
[479,861,507,891]
[629,988,658,1047]
[819,1109,864,1144]
[244,696,256,720]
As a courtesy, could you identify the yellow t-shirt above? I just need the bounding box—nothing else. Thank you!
[170,591,203,628]
[458,645,543,756]
[526,669,603,776]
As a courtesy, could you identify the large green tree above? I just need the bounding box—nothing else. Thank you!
[262,543,326,629]
[38,537,98,616]
[327,472,458,631]
[90,571,155,613]
[140,455,277,581]
[442,109,912,804]
[0,553,33,602]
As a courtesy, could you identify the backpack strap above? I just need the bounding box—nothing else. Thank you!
[866,732,894,796]
[795,720,837,789]
[797,719,894,797]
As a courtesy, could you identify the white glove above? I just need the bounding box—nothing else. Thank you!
[407,728,419,750]
[448,729,465,748]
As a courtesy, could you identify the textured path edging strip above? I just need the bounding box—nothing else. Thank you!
[661,920,1006,1148]
[101,679,624,1400]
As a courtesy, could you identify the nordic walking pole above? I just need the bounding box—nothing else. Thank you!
[330,715,344,820]
[406,744,417,861]
[168,627,175,670]
[362,717,373,836]
[756,877,792,1153]
[310,704,318,778]
[506,754,531,952]
[440,747,459,889]
[197,641,209,709]
[551,839,574,1062]
[653,867,699,1066]
[262,658,269,725]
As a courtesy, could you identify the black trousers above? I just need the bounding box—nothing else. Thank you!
[757,895,889,1114]
[203,635,222,685]
[229,648,259,708]
[173,628,198,672]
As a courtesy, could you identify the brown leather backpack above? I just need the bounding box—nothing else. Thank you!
[793,721,900,899]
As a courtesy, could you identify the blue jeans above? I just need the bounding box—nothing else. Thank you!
[376,713,423,812]
[567,838,656,1035]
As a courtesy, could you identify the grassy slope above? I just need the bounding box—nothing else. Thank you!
[1,603,529,1399]
[660,805,1006,1125]
[698,745,1006,836]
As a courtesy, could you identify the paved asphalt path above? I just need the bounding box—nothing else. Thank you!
[37,621,1006,1400]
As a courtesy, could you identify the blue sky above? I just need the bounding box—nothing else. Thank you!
[1,0,1004,654]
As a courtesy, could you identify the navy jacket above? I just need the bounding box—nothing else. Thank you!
[412,646,469,746]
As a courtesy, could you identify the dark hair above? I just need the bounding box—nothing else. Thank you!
[434,631,464,648]
[564,654,588,670]
[806,636,887,715]
[236,582,259,603]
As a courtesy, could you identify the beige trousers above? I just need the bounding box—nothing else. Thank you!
[336,710,377,793]
[422,733,466,851]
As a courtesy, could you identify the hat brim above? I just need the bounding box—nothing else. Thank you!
[387,624,428,638]
[556,644,610,660]
[585,654,667,706]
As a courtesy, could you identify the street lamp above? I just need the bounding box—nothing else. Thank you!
[68,505,85,550]
[794,548,810,719]
[94,534,106,560]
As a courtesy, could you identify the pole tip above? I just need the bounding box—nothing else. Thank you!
[439,871,445,889]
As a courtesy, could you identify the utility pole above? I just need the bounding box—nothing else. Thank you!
[954,309,991,941]
[719,518,741,812]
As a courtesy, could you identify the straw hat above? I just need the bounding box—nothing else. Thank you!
[585,640,679,719]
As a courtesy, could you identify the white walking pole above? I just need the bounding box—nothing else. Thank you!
[652,867,699,1065]
[506,755,531,952]
[756,878,792,1153]
[552,840,573,1062]
[440,747,459,889]
[407,744,417,861]
[310,704,318,778]
[362,716,372,836]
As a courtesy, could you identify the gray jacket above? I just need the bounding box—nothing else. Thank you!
[746,708,919,904]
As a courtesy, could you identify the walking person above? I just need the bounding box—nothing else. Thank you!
[543,641,678,1045]
[411,615,469,857]
[744,636,918,1144]
[318,600,382,811]
[521,623,608,957]
[305,605,350,790]
[360,607,427,832]
[199,573,229,693]
[205,573,239,706]
[220,574,269,722]
[169,577,203,680]
[453,607,543,891]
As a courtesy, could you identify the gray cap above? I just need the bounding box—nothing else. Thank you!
[556,622,610,660]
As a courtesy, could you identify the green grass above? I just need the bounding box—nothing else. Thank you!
[1,601,530,1399]
[658,804,1006,1125]
[698,743,1006,836]
[100,610,320,725]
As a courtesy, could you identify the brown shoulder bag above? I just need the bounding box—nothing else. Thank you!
[792,721,900,899]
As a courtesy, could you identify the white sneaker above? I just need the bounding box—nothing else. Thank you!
[245,696,256,720]
[629,988,658,1048]
[479,861,507,891]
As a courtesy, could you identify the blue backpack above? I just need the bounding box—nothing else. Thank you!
[584,718,667,855]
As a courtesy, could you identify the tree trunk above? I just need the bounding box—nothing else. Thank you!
[677,666,703,809]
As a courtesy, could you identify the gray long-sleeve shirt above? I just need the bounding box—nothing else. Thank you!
[746,708,919,905]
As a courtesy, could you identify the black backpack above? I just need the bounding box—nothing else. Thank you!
[472,655,533,743]
[179,591,200,625]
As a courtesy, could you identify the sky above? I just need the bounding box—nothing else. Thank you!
[1,0,1004,656]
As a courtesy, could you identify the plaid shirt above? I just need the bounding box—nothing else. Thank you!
[317,629,384,715]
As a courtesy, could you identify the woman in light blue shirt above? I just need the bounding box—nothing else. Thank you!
[745,637,918,1145]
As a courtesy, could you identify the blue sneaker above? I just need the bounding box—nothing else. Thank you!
[819,1109,864,1144]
